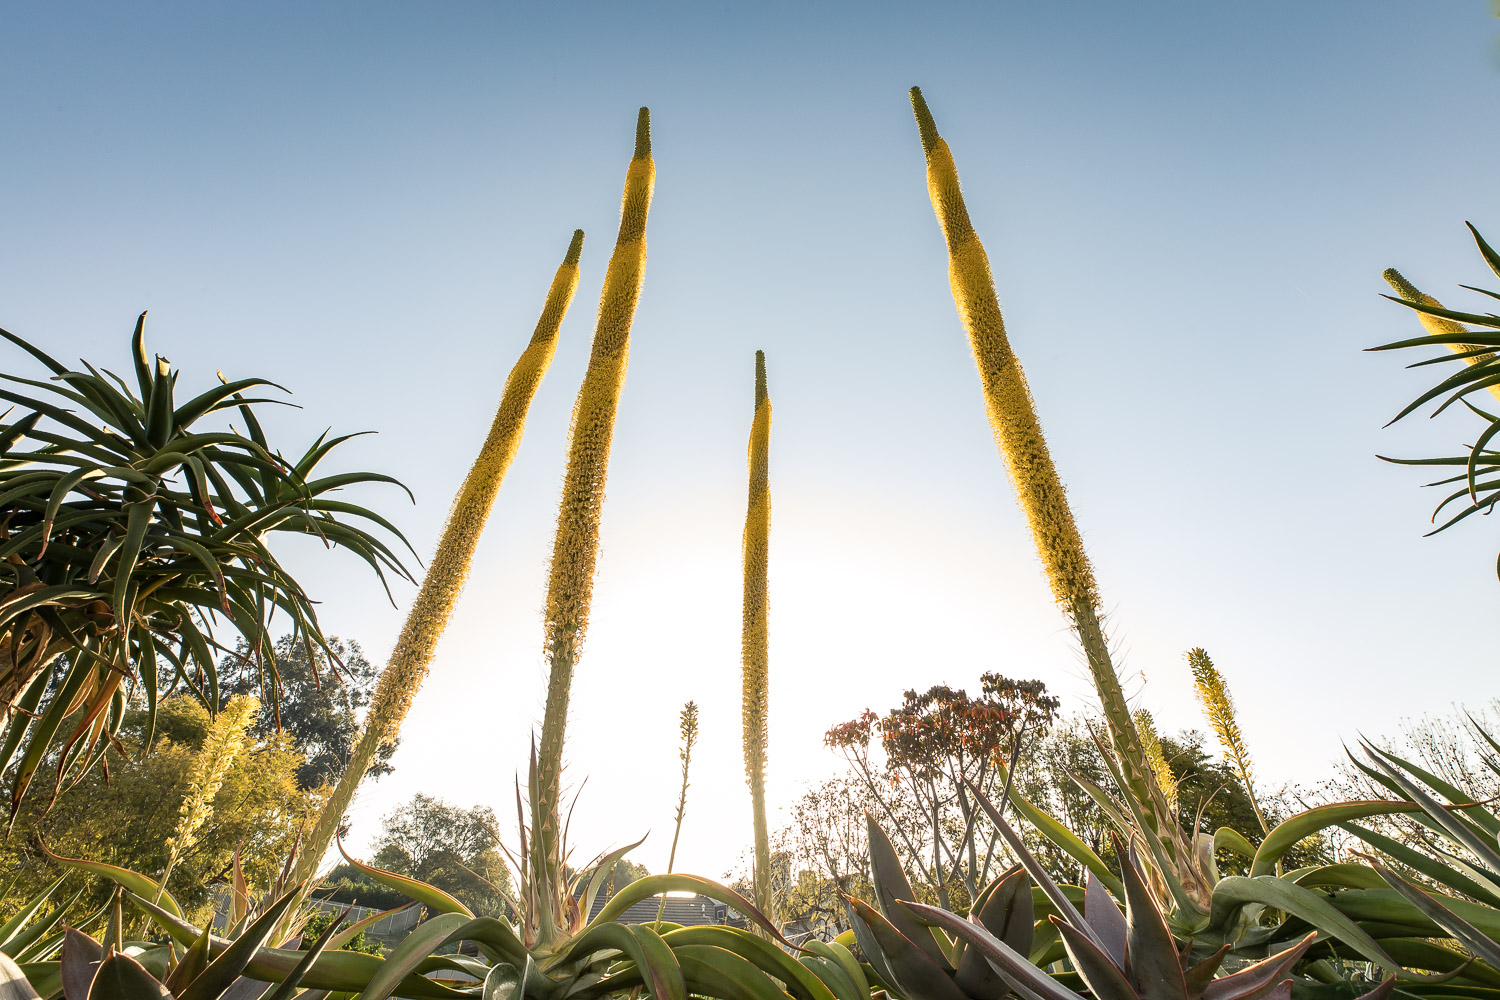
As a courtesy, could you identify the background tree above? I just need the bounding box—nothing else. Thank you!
[0,695,315,922]
[321,793,513,918]
[824,672,1058,908]
[217,635,396,791]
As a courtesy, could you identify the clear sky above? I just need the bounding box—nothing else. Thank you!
[4,2,1498,882]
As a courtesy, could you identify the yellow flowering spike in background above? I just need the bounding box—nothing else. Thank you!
[292,229,585,889]
[1133,709,1178,814]
[535,108,655,890]
[908,86,1175,855]
[160,694,259,895]
[1188,647,1269,835]
[741,350,773,924]
[1382,267,1500,404]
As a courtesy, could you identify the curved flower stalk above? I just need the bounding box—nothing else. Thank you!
[1382,266,1500,403]
[291,230,585,890]
[742,350,773,923]
[158,694,260,895]
[907,87,1176,875]
[534,108,655,923]
[1186,648,1268,836]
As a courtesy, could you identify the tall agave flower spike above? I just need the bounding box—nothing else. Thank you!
[535,108,655,943]
[291,229,585,891]
[1382,266,1500,404]
[907,87,1178,882]
[159,694,260,895]
[742,350,773,923]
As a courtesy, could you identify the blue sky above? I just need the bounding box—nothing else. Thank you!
[4,2,1497,879]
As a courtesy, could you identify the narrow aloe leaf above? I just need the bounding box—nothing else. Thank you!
[1342,821,1500,906]
[1118,849,1186,1000]
[334,842,473,917]
[60,929,103,1000]
[1251,802,1420,876]
[672,945,787,1000]
[121,895,460,1000]
[966,780,1106,954]
[866,814,952,968]
[0,879,66,949]
[162,924,209,996]
[957,866,1033,1000]
[348,911,469,1000]
[1367,862,1500,969]
[991,771,1125,899]
[593,874,783,942]
[324,904,413,953]
[85,953,169,1000]
[577,835,647,918]
[1210,877,1397,971]
[903,902,1079,1000]
[850,898,968,1000]
[176,885,302,1000]
[38,850,181,920]
[1053,918,1138,1000]
[1181,945,1229,997]
[1199,932,1316,1000]
[665,926,835,1000]
[803,940,868,1000]
[1363,746,1500,876]
[1084,872,1125,968]
[1214,828,1257,863]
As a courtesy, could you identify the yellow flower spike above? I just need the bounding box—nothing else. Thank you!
[1187,647,1269,836]
[741,350,773,925]
[291,229,585,891]
[908,86,1172,847]
[1134,709,1178,814]
[1382,268,1500,404]
[535,108,655,896]
[160,695,259,896]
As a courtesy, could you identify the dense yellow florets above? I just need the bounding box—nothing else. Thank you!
[536,111,655,842]
[742,350,773,920]
[292,229,583,888]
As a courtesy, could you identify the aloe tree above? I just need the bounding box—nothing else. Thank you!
[1373,224,1500,578]
[0,317,413,820]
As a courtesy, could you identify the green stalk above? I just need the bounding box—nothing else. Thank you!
[655,701,699,928]
[741,351,774,925]
[291,230,584,891]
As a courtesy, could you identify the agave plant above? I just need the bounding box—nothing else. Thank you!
[0,318,413,818]
[867,782,1411,1000]
[303,745,874,1000]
